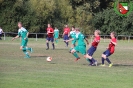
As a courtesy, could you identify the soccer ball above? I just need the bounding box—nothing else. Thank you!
[46,57,52,62]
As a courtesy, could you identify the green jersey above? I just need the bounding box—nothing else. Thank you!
[18,27,28,47]
[18,27,28,40]
[54,29,59,38]
[76,32,86,46]
[70,31,76,38]
[70,31,76,44]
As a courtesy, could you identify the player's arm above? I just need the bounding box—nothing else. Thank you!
[48,31,54,34]
[85,38,89,45]
[111,40,117,45]
[12,35,19,41]
[66,38,74,42]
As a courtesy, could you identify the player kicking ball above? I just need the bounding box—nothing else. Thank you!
[86,30,101,66]
[12,22,33,58]
[101,32,117,67]
[68,28,89,61]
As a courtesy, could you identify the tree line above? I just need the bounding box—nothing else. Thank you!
[0,0,133,35]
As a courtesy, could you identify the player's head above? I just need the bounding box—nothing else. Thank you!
[110,32,116,38]
[94,30,100,36]
[75,28,80,33]
[18,22,22,28]
[48,24,51,27]
[65,24,68,27]
[72,26,75,31]
[55,27,57,29]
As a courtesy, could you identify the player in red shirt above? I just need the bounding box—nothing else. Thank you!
[86,30,101,66]
[62,24,70,47]
[46,24,55,50]
[101,32,117,67]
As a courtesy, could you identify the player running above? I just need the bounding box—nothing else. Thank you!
[46,24,55,50]
[54,27,59,43]
[86,30,101,66]
[68,28,89,61]
[101,32,117,67]
[12,22,33,58]
[62,24,70,47]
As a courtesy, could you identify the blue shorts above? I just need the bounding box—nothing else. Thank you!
[63,34,69,40]
[87,46,97,56]
[47,37,54,42]
[103,50,112,57]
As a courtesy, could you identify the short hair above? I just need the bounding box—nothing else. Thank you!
[18,22,22,25]
[111,31,116,37]
[72,26,75,28]
[75,28,80,31]
[95,30,101,35]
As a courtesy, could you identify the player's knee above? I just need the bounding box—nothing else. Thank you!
[102,54,106,59]
[86,54,91,59]
[20,47,22,50]
[71,50,75,54]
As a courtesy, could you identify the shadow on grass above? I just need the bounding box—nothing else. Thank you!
[82,63,133,67]
[31,55,48,58]
[113,64,133,67]
[54,48,69,50]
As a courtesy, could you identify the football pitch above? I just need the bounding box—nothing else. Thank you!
[0,38,133,88]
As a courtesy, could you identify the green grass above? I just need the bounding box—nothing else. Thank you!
[0,38,133,88]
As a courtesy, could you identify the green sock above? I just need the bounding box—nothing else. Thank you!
[73,52,79,58]
[56,39,58,43]
[27,47,31,51]
[23,50,28,55]
[22,47,26,51]
[86,58,90,62]
[86,58,91,63]
[70,48,73,51]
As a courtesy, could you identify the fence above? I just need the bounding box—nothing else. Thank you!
[1,32,133,42]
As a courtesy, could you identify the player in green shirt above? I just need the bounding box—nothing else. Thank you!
[69,26,76,48]
[12,22,33,58]
[67,28,91,62]
[54,27,59,43]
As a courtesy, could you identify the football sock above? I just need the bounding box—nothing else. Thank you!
[22,47,26,51]
[57,39,58,43]
[56,39,58,43]
[70,48,73,51]
[91,58,96,63]
[86,58,92,64]
[52,43,55,49]
[106,58,111,64]
[102,57,105,64]
[23,50,29,56]
[73,52,79,58]
[47,43,49,49]
[66,42,69,47]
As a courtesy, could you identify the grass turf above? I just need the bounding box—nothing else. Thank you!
[0,38,133,88]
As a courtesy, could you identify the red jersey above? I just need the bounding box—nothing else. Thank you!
[64,27,70,35]
[92,36,100,47]
[47,27,54,37]
[108,38,117,54]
